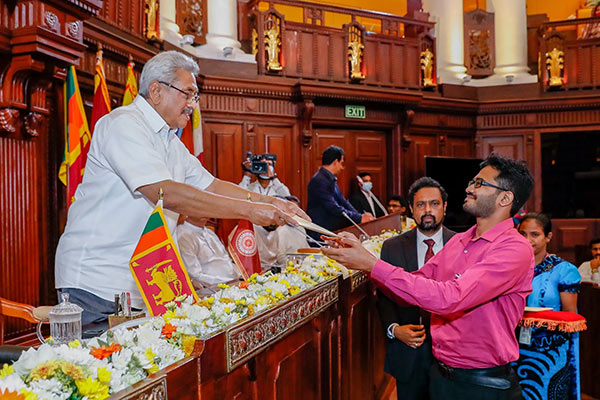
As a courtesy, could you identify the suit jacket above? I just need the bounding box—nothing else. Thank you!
[306,168,361,240]
[376,226,456,382]
[349,191,386,218]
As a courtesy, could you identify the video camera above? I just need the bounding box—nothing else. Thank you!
[245,152,277,175]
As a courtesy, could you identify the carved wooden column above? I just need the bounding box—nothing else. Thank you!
[0,0,101,339]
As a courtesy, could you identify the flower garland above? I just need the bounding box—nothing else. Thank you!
[0,231,403,399]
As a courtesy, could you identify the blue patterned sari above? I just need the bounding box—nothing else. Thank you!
[513,255,582,400]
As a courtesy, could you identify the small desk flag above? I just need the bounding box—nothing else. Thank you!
[129,203,198,315]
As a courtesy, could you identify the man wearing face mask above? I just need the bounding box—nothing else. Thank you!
[349,172,387,218]
[239,155,309,266]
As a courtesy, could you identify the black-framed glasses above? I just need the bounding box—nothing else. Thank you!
[158,80,199,103]
[468,178,510,192]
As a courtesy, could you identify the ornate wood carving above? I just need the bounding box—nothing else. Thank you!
[464,9,495,78]
[350,272,367,292]
[545,47,564,87]
[144,0,159,41]
[226,278,338,372]
[118,376,167,400]
[0,109,20,134]
[420,48,436,88]
[263,10,283,73]
[176,0,207,46]
[346,22,365,81]
[24,112,44,137]
[300,100,314,147]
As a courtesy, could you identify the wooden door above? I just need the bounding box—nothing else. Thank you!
[311,129,389,205]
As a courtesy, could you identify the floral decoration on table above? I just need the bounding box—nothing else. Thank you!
[0,262,345,399]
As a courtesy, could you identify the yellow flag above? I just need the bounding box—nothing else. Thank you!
[122,61,138,106]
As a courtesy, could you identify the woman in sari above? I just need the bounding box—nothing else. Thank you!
[514,212,581,400]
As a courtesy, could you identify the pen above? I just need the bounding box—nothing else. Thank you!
[126,292,131,317]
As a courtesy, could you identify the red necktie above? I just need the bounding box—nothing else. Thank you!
[424,239,435,263]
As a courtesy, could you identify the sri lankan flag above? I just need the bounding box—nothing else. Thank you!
[129,203,198,316]
[58,66,91,206]
[122,60,138,106]
[90,46,111,134]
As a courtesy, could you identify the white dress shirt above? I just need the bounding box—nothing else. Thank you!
[360,190,376,215]
[239,175,291,197]
[578,261,593,282]
[55,96,215,308]
[416,227,444,269]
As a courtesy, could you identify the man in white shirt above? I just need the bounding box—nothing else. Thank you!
[238,158,309,266]
[375,177,456,400]
[578,237,600,282]
[55,51,307,325]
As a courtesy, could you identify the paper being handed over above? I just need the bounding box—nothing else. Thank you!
[292,215,340,238]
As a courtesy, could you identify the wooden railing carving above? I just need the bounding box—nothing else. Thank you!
[249,0,435,90]
[538,16,600,90]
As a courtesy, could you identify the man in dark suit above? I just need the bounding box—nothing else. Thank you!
[306,145,373,242]
[349,172,387,218]
[377,177,456,400]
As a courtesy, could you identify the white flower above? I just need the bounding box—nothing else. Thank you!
[12,345,57,376]
[0,373,26,394]
[28,377,70,400]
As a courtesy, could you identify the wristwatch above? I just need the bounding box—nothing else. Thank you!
[387,323,399,340]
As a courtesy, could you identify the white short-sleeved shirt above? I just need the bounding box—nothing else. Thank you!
[55,96,214,308]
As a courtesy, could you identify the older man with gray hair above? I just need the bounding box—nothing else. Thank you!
[55,51,306,325]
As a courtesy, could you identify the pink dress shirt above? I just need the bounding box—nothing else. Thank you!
[371,218,534,369]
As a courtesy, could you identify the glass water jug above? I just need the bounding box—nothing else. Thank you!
[45,293,83,345]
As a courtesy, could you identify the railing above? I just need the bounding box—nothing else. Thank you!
[248,0,436,90]
[538,16,600,91]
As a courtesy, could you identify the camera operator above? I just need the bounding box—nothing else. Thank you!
[239,153,291,197]
[238,153,309,266]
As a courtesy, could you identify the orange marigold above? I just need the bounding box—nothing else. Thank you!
[90,343,123,360]
[161,323,177,339]
[0,389,26,399]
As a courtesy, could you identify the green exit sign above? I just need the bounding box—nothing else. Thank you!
[345,105,366,119]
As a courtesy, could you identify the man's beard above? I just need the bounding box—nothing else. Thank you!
[417,214,442,233]
[463,192,496,218]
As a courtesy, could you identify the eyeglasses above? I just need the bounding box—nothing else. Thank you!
[158,81,199,103]
[467,178,510,192]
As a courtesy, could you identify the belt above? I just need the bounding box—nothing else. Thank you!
[435,360,513,390]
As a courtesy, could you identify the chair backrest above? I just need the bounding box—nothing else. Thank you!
[0,297,44,345]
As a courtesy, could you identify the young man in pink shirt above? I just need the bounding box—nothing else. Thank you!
[323,153,534,400]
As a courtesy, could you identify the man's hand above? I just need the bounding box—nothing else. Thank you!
[247,202,296,227]
[320,232,378,272]
[361,212,375,223]
[270,197,311,221]
[394,324,426,349]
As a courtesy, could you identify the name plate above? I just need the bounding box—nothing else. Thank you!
[226,278,339,371]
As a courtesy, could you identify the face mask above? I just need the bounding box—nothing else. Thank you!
[362,182,373,192]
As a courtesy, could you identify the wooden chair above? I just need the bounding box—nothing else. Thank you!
[0,297,51,346]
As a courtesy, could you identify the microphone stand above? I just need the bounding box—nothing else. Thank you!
[342,211,370,239]
[369,191,388,216]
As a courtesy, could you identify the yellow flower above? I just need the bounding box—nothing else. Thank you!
[60,362,84,380]
[19,389,37,400]
[145,348,159,374]
[0,363,14,378]
[290,286,300,295]
[224,307,230,313]
[217,283,229,289]
[68,340,81,348]
[269,276,278,281]
[274,292,284,300]
[29,361,59,381]
[162,310,177,323]
[265,288,272,294]
[75,377,110,400]
[181,335,197,357]
[97,367,112,384]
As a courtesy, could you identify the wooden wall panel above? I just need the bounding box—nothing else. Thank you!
[402,134,438,194]
[479,135,524,160]
[256,125,295,195]
[204,122,243,183]
[547,219,600,263]
[0,135,47,337]
[443,136,473,158]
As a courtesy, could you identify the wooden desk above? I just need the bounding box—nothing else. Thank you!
[579,282,600,398]
[111,274,390,399]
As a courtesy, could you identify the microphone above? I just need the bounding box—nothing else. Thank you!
[342,211,370,239]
